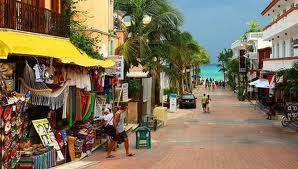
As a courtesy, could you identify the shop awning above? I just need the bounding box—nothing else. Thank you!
[249,78,275,89]
[0,30,115,68]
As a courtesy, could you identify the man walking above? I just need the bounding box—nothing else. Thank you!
[201,94,208,113]
[114,105,134,157]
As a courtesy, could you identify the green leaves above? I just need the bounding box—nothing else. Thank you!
[64,0,102,59]
[276,62,298,93]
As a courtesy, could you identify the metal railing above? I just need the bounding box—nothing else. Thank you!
[0,0,68,37]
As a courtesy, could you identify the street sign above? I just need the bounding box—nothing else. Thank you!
[169,94,177,112]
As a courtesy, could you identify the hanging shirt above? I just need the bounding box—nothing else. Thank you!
[33,64,46,82]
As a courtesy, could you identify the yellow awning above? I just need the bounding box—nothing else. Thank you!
[0,30,115,68]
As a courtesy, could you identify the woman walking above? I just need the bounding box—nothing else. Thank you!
[207,95,212,113]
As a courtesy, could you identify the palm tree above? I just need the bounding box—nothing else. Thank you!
[218,49,233,83]
[115,0,183,65]
[246,20,261,32]
[163,32,209,94]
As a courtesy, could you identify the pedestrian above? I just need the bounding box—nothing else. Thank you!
[205,79,209,89]
[113,105,135,157]
[208,81,211,91]
[212,82,215,91]
[207,95,211,113]
[102,108,117,158]
[267,105,276,120]
[201,94,208,113]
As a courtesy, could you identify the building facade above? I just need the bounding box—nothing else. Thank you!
[0,0,65,37]
[262,0,298,72]
[76,0,125,57]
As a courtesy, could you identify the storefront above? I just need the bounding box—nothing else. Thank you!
[0,30,120,168]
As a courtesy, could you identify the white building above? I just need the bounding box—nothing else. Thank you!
[262,0,298,71]
[231,32,272,97]
[231,32,271,73]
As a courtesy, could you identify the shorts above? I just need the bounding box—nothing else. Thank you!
[104,125,117,141]
[202,104,207,108]
[116,131,128,143]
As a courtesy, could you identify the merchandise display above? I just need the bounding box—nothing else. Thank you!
[1,58,119,169]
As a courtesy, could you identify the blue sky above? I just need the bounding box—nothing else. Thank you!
[170,0,272,63]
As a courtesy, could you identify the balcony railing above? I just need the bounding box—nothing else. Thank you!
[0,0,68,37]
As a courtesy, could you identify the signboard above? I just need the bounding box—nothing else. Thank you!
[32,119,65,162]
[169,94,177,112]
[286,104,298,119]
[105,55,124,80]
[122,83,129,101]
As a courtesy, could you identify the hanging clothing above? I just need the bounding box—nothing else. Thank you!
[93,98,103,119]
[62,87,69,119]
[83,69,92,91]
[82,93,96,122]
[33,64,46,82]
[75,89,82,121]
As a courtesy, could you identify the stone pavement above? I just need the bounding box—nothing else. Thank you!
[82,87,298,169]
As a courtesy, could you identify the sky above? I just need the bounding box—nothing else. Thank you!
[170,0,272,64]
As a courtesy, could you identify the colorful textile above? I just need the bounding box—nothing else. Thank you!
[17,148,56,169]
[75,89,82,121]
[68,136,76,161]
[68,86,76,128]
[83,93,96,122]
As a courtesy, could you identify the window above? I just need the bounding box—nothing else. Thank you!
[277,43,280,58]
[282,41,286,57]
[290,38,294,56]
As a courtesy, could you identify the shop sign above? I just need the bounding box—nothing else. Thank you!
[122,83,129,101]
[286,104,298,118]
[169,94,177,112]
[105,55,124,80]
[32,118,65,162]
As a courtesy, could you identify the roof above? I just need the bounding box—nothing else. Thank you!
[261,0,280,15]
[126,66,149,78]
[0,29,115,68]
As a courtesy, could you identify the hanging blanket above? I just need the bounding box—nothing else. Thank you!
[20,63,69,110]
[82,93,96,122]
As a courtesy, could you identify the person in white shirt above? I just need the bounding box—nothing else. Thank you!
[103,108,113,126]
[101,108,117,158]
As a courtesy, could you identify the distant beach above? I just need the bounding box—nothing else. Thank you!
[199,64,224,81]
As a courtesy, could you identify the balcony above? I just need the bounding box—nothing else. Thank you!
[263,7,298,40]
[246,32,263,41]
[248,52,258,60]
[0,0,68,37]
[231,40,243,50]
[263,57,298,71]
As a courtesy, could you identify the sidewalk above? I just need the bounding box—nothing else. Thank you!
[51,123,138,169]
[81,86,298,169]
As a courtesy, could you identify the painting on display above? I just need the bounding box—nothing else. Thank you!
[32,118,65,162]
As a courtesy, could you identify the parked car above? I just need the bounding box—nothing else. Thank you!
[179,94,197,109]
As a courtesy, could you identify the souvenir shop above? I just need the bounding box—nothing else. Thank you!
[0,54,121,168]
[0,35,122,169]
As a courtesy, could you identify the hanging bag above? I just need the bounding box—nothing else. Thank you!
[103,115,116,137]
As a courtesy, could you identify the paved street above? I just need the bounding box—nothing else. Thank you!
[84,87,298,169]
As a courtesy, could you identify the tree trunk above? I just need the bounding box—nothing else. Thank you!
[154,68,161,106]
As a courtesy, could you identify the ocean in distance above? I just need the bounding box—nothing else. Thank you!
[199,64,224,81]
